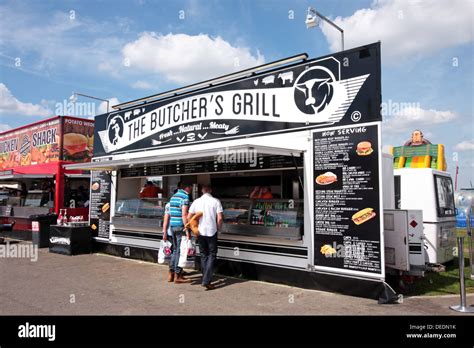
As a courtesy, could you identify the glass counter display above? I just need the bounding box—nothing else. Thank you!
[24,190,53,208]
[221,199,303,240]
[221,199,251,225]
[113,198,167,231]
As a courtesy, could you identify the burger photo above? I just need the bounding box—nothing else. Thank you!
[351,208,376,225]
[315,171,338,185]
[63,133,90,161]
[356,141,373,156]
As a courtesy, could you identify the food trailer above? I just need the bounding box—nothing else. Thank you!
[0,116,94,239]
[66,43,401,300]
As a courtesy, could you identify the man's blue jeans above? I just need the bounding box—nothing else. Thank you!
[198,233,218,285]
[170,227,185,274]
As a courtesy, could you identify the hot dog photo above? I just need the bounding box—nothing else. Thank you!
[351,208,376,225]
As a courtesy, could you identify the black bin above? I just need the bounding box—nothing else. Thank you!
[49,225,92,255]
[30,214,57,248]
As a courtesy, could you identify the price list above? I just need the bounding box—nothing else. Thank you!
[312,124,382,275]
[89,171,112,239]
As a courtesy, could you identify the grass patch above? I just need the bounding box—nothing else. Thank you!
[406,258,474,296]
[405,228,474,296]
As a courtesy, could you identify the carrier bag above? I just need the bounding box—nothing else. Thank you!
[158,240,172,264]
[187,239,195,256]
[178,235,189,268]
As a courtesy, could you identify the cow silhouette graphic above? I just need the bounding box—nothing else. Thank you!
[294,66,335,114]
[278,71,294,85]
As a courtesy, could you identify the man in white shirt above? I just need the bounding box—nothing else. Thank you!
[188,184,223,290]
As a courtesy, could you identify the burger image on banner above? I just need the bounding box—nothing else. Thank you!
[62,133,91,161]
[356,141,373,156]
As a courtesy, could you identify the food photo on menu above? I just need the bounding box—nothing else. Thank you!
[356,141,374,156]
[351,208,377,226]
[315,171,338,185]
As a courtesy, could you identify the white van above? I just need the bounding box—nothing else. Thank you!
[394,168,456,264]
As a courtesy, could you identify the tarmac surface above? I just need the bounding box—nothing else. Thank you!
[0,240,472,315]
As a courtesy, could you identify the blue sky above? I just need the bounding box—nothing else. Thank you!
[0,0,472,187]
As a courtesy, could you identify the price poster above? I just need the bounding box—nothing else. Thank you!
[312,123,384,278]
[89,171,112,239]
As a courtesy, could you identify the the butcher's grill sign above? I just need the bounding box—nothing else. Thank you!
[94,43,381,156]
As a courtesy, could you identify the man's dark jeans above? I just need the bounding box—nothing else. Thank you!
[170,227,185,274]
[198,233,218,286]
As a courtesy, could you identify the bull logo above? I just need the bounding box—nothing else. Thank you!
[294,66,336,115]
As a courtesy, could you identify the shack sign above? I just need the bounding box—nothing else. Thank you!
[93,42,381,156]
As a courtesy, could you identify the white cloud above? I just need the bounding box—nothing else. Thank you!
[454,140,474,152]
[122,32,265,84]
[320,0,473,63]
[98,97,120,115]
[383,105,456,133]
[131,80,154,89]
[0,124,12,133]
[0,83,52,117]
[0,6,127,80]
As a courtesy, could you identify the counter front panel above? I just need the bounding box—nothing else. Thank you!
[222,199,303,240]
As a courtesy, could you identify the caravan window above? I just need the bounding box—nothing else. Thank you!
[394,175,401,209]
[434,175,455,217]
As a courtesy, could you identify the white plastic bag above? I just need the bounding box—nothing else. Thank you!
[178,236,189,268]
[158,240,172,264]
[187,239,195,256]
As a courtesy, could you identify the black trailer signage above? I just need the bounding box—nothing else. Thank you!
[119,155,303,177]
[93,43,381,156]
[89,171,112,239]
[311,123,383,278]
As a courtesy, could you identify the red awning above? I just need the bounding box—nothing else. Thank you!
[7,162,59,175]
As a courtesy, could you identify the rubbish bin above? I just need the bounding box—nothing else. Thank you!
[30,214,57,248]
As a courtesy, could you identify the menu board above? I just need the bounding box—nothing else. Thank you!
[89,171,112,239]
[312,123,383,278]
[120,155,304,177]
[121,167,145,177]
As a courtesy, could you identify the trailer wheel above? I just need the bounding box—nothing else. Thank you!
[397,275,414,294]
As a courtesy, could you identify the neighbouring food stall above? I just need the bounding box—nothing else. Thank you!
[66,42,400,300]
[0,116,94,239]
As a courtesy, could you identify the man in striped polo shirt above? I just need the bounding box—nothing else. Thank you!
[168,182,193,283]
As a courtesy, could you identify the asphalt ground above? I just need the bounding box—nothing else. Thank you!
[0,240,472,315]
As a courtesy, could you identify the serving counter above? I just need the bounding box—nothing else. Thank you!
[112,197,303,240]
[0,205,50,239]
[221,199,303,240]
[113,198,165,233]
